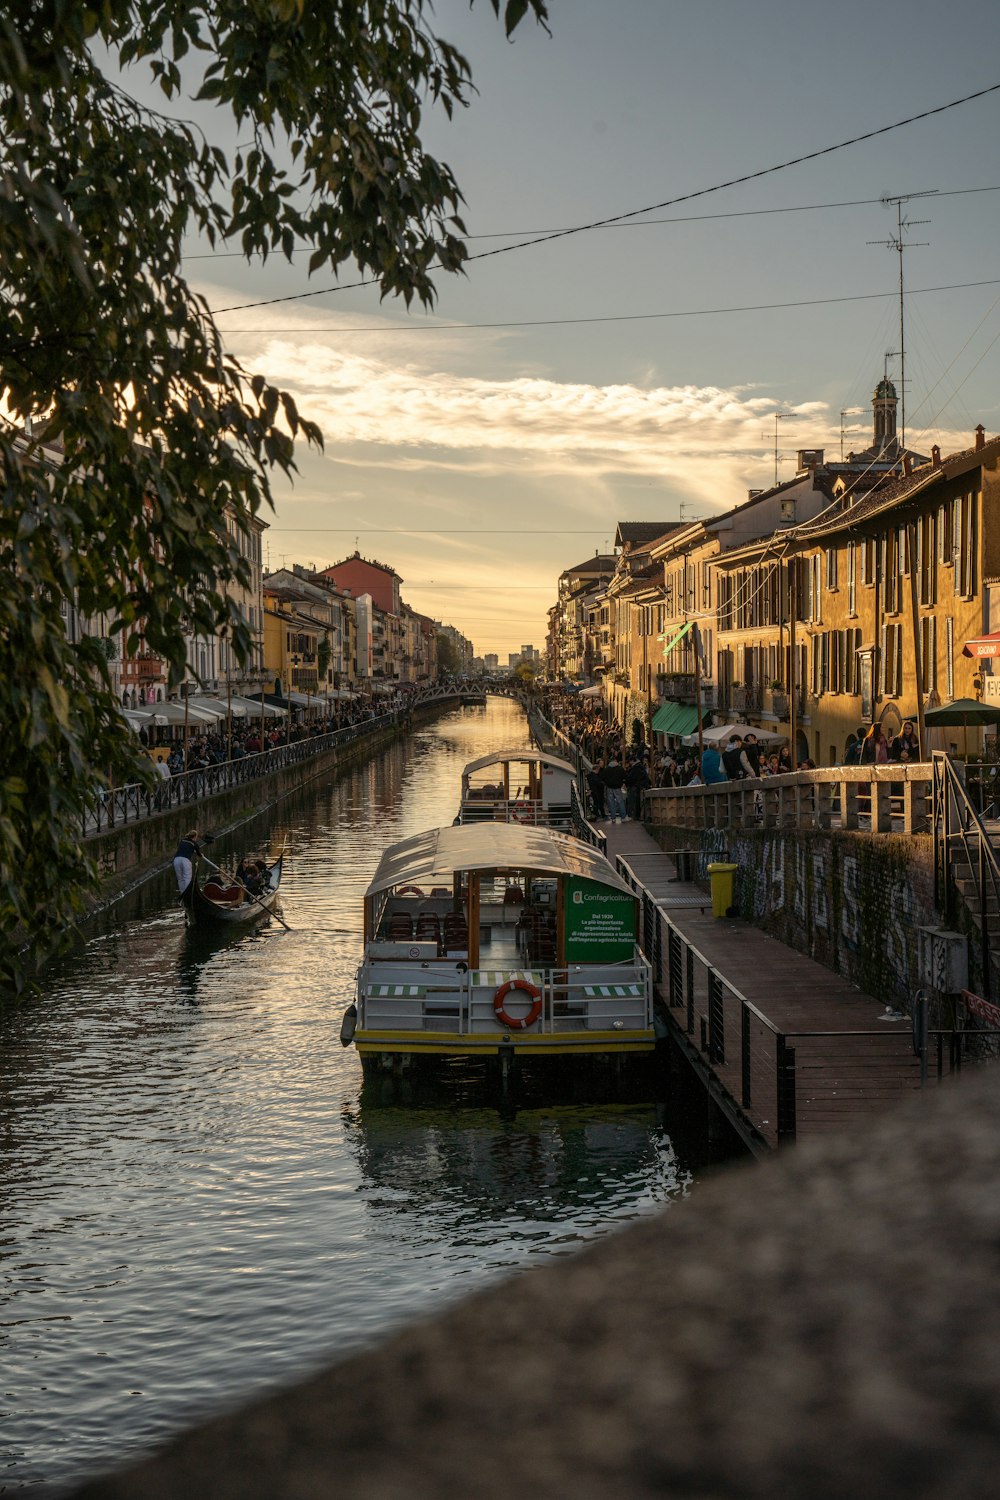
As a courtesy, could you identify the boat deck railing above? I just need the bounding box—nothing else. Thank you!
[357,959,652,1035]
[457,798,572,829]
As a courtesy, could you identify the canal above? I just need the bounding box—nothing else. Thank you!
[1,699,720,1493]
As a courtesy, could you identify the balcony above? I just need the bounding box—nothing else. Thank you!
[662,673,697,704]
[732,684,762,715]
[122,654,164,682]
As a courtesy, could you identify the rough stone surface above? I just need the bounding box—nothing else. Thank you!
[69,1071,1000,1500]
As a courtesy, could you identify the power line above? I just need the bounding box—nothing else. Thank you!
[215,276,1000,336]
[184,183,1000,260]
[268,528,610,534]
[211,81,1000,315]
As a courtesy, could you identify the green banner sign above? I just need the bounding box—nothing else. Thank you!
[564,877,637,963]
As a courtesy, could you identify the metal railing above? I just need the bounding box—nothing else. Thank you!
[652,906,922,1150]
[356,960,652,1036]
[932,751,1000,1000]
[84,711,401,837]
[570,782,608,856]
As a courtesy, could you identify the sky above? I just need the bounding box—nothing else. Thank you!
[172,0,1000,656]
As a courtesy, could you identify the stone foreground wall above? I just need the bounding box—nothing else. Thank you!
[650,825,936,1010]
[72,1069,1000,1500]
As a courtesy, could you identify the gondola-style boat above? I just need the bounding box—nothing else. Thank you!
[456,748,577,829]
[182,853,284,927]
[339,822,653,1068]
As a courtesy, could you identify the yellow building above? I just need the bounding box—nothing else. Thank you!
[712,429,1000,763]
[263,586,321,698]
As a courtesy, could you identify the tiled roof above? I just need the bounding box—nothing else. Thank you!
[797,435,1000,540]
[562,554,617,576]
[615,522,681,546]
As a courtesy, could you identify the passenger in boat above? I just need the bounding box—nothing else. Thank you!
[173,829,202,895]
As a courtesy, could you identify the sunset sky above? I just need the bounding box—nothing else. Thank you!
[179,0,1000,656]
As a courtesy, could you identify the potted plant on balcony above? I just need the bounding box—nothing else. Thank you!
[770,680,788,718]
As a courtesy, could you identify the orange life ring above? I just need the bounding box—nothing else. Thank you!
[493,978,542,1030]
[398,885,424,896]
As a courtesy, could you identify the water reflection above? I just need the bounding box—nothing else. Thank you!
[344,1093,688,1270]
[0,700,720,1494]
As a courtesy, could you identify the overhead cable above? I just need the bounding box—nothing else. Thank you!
[212,81,1000,315]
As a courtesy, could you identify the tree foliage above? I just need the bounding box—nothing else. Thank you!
[0,0,547,993]
[436,632,461,676]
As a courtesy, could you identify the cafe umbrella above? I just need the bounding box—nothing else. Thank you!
[922,697,1000,758]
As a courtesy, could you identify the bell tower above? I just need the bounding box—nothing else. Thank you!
[873,377,898,454]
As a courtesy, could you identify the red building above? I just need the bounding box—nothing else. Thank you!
[320,552,401,616]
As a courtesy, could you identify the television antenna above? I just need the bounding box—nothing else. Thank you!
[761,412,794,487]
[868,191,936,451]
[839,408,863,461]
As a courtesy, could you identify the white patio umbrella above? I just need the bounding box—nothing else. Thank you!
[681,722,786,749]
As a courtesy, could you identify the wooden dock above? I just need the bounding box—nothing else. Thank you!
[600,819,921,1155]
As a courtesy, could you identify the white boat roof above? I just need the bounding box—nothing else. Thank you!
[366,823,632,897]
[462,747,577,777]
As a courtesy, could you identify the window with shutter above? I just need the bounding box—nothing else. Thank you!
[847,542,856,616]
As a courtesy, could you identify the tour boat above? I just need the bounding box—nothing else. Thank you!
[183,853,284,927]
[339,822,653,1068]
[455,748,578,829]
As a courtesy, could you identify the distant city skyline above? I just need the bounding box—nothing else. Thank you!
[182,0,1000,655]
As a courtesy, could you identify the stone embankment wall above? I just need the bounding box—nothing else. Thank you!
[649,823,935,1010]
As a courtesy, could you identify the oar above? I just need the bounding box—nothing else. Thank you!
[199,851,292,931]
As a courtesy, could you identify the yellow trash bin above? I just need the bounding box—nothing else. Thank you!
[707,862,739,919]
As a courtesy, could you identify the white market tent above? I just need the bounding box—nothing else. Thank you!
[230,695,286,719]
[149,700,222,726]
[187,695,248,719]
[681,722,786,749]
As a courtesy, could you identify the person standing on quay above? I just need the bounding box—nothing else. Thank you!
[701,742,728,785]
[601,752,627,823]
[722,735,745,781]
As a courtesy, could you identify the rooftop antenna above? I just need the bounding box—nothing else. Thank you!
[761,412,793,487]
[869,190,935,452]
[839,408,863,460]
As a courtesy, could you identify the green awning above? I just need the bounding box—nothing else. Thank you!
[651,701,699,736]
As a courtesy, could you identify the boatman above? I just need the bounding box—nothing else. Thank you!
[173,828,202,896]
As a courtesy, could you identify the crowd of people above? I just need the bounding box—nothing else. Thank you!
[543,691,922,820]
[140,690,414,777]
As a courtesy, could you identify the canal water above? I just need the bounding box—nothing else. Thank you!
[1,701,718,1493]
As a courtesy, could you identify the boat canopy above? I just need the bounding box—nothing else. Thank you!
[366,822,632,898]
[462,747,577,778]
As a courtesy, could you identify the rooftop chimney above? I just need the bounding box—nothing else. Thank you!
[747,488,764,501]
[902,453,913,476]
[975,424,986,451]
[932,444,941,468]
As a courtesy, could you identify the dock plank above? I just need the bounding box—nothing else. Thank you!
[598,819,922,1150]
